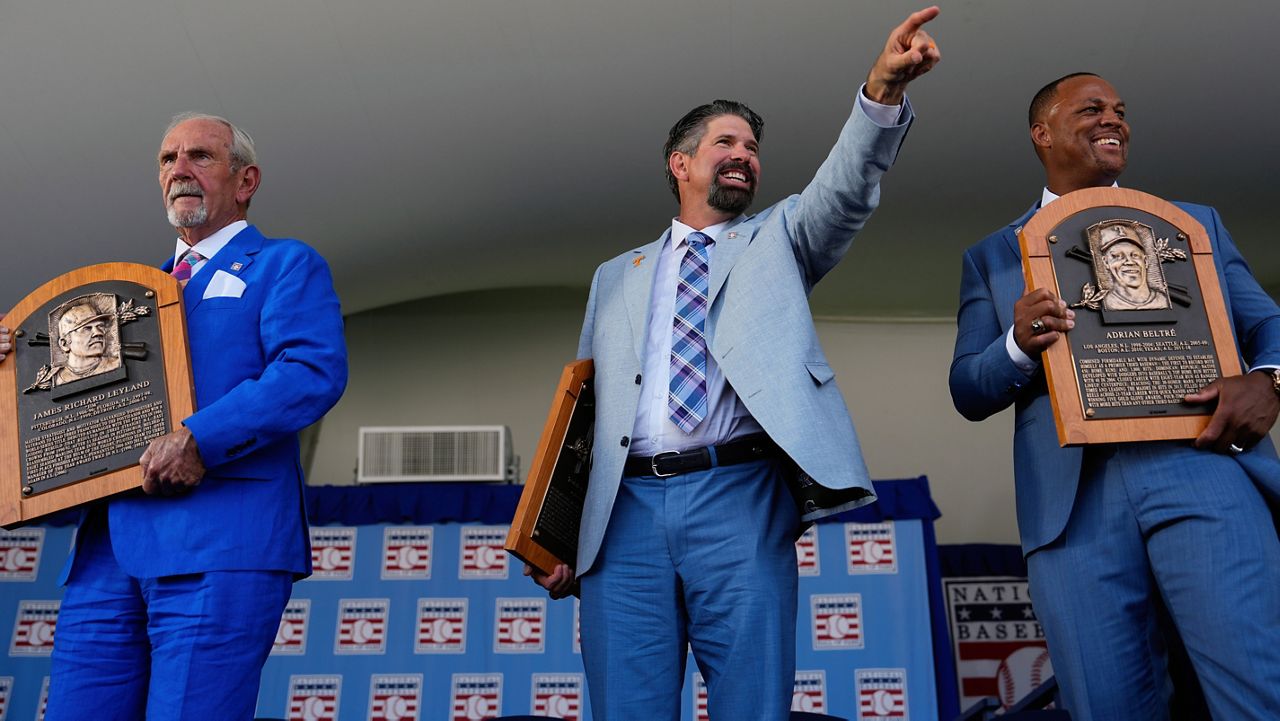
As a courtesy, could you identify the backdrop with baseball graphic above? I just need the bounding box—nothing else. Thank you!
[1,478,953,721]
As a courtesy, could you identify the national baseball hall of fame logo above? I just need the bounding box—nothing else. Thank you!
[792,670,827,714]
[0,528,44,581]
[310,527,357,580]
[335,598,389,655]
[381,526,432,580]
[0,676,13,720]
[811,593,863,650]
[416,598,468,654]
[287,675,341,721]
[272,598,311,656]
[531,674,583,720]
[9,600,58,656]
[459,525,509,579]
[795,525,820,576]
[450,673,502,721]
[945,578,1053,711]
[494,598,545,653]
[368,674,422,721]
[857,668,908,720]
[846,521,898,574]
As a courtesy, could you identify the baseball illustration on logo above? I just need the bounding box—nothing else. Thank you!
[287,675,341,721]
[9,600,59,656]
[857,669,908,720]
[531,674,583,720]
[795,526,820,576]
[450,674,502,721]
[494,598,546,653]
[811,594,863,650]
[368,674,422,721]
[416,598,468,654]
[0,529,44,581]
[791,670,827,713]
[334,599,389,655]
[382,526,432,580]
[997,647,1053,709]
[309,527,356,580]
[272,599,311,656]
[459,526,509,579]
[846,522,898,574]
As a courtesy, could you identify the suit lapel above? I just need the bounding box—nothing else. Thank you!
[1003,202,1041,258]
[182,225,263,313]
[708,217,751,305]
[623,233,668,359]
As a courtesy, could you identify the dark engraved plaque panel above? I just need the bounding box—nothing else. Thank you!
[527,378,594,569]
[506,359,594,575]
[15,281,171,495]
[1019,188,1241,445]
[1,262,194,527]
[1046,208,1217,421]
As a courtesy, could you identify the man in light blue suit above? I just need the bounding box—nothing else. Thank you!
[44,113,348,720]
[528,8,941,719]
[950,73,1280,720]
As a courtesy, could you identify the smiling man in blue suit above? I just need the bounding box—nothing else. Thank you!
[950,73,1280,720]
[44,113,348,721]
[527,8,941,720]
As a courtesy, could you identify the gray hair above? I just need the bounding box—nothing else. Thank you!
[165,112,258,170]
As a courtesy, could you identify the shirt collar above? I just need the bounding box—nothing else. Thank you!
[668,216,743,252]
[172,220,248,265]
[1041,182,1120,208]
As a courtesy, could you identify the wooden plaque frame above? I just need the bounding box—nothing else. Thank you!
[505,359,594,575]
[1020,188,1241,445]
[1,263,195,527]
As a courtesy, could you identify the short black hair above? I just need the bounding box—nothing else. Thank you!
[663,100,764,200]
[1028,72,1099,127]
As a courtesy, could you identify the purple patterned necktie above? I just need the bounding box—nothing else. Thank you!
[171,249,203,283]
[669,232,711,433]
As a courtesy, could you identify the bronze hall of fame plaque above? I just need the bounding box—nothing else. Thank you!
[1,263,195,527]
[506,359,594,575]
[1019,187,1242,446]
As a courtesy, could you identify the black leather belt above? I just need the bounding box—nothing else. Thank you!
[623,434,778,478]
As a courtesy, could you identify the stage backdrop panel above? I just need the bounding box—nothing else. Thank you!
[1,478,953,721]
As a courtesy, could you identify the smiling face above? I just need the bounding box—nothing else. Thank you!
[1032,75,1129,194]
[158,118,259,244]
[1104,239,1148,291]
[671,114,761,226]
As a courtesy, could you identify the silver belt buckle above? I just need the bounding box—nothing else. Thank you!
[650,450,681,478]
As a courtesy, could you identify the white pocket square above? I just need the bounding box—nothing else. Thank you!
[203,269,247,299]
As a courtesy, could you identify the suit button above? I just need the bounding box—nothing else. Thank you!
[620,436,630,448]
[635,374,642,385]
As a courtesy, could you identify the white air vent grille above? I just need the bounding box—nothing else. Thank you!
[358,426,513,482]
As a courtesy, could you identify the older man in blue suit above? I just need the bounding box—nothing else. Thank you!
[527,8,941,720]
[950,73,1280,720]
[40,113,348,720]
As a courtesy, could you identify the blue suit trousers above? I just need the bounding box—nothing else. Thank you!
[579,458,799,721]
[1026,442,1280,721]
[45,509,292,721]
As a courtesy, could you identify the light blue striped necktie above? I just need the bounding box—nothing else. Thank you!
[668,232,711,433]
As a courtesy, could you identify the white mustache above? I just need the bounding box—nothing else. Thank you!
[168,181,204,202]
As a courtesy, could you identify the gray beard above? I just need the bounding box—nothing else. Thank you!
[167,202,208,228]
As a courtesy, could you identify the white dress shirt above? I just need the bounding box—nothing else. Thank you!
[629,90,904,456]
[171,220,246,279]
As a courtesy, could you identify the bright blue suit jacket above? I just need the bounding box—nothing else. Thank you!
[64,225,348,580]
[950,200,1280,555]
[574,103,913,576]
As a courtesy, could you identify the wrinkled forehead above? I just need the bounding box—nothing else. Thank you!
[160,119,232,154]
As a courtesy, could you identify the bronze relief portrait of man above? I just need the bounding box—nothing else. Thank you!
[1087,220,1171,311]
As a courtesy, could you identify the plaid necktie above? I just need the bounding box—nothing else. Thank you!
[669,232,711,433]
[171,249,203,283]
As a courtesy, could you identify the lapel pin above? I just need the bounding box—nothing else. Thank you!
[726,232,738,240]
[633,255,645,268]
[230,262,243,271]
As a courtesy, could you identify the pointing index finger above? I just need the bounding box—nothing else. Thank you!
[895,6,941,44]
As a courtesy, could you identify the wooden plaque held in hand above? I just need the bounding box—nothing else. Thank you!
[505,359,594,575]
[1019,187,1240,445]
[0,263,195,527]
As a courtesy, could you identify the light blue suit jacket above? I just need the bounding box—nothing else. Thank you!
[63,225,348,581]
[950,200,1280,555]
[574,103,913,576]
